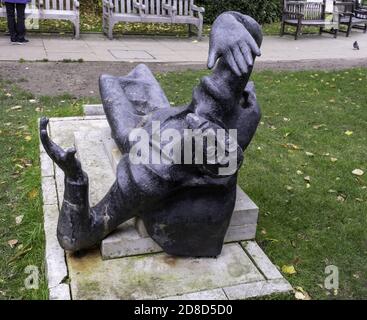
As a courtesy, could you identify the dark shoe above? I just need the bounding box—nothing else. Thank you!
[17,39,29,44]
[10,39,20,45]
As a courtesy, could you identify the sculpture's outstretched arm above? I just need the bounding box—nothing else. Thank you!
[192,12,262,148]
[40,118,135,251]
[207,12,262,78]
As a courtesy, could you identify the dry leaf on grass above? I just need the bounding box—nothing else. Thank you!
[28,189,38,200]
[7,239,18,248]
[10,106,22,110]
[282,265,296,275]
[15,215,24,225]
[352,169,364,176]
[294,287,311,300]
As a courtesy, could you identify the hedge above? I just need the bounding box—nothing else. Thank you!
[196,0,282,24]
[88,0,282,25]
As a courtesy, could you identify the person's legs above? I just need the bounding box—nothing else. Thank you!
[15,3,26,41]
[5,2,17,42]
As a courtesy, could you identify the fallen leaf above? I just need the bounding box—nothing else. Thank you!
[352,169,364,176]
[28,189,38,199]
[15,215,24,225]
[337,195,346,202]
[313,124,326,130]
[282,265,296,275]
[345,130,353,136]
[304,176,311,183]
[282,143,301,150]
[306,183,311,189]
[29,99,37,103]
[305,152,314,157]
[24,136,32,142]
[294,287,311,300]
[10,105,22,110]
[297,170,303,175]
[286,186,293,191]
[8,239,18,248]
[331,158,338,162]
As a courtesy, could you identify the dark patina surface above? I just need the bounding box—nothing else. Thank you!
[40,11,263,257]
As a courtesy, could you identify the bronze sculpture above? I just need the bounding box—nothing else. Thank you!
[40,11,263,257]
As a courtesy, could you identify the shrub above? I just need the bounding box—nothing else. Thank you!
[196,0,282,24]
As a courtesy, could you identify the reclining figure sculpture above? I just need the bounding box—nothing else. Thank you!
[40,11,263,257]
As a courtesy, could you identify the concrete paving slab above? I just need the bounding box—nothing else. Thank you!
[1,32,366,63]
[109,49,156,60]
[67,243,265,300]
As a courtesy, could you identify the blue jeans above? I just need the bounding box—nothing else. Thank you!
[5,2,26,41]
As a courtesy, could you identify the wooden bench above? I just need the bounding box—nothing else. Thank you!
[102,0,205,40]
[281,0,339,39]
[337,1,367,36]
[0,0,80,39]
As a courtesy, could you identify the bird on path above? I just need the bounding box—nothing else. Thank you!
[353,41,360,50]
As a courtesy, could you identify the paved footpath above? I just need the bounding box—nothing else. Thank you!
[0,32,366,63]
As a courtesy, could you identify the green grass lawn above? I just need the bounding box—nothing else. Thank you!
[1,67,366,300]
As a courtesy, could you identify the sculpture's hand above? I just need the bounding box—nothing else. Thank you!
[207,14,261,77]
[186,113,243,176]
[40,117,84,181]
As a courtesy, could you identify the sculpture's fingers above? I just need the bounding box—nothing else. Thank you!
[224,51,241,77]
[232,47,248,76]
[244,32,261,57]
[239,42,254,69]
[207,47,220,69]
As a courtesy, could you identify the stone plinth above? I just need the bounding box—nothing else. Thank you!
[40,115,293,300]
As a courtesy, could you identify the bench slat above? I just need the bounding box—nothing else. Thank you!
[184,0,188,16]
[179,0,183,15]
[157,0,161,15]
[127,0,131,13]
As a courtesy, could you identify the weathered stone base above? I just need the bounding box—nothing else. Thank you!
[40,116,293,300]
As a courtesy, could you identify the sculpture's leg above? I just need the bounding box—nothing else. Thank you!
[57,154,169,252]
[99,74,146,153]
[99,65,171,154]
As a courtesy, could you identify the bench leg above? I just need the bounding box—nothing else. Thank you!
[102,15,106,34]
[334,28,338,38]
[295,24,301,40]
[73,19,80,40]
[197,15,203,41]
[346,23,352,37]
[280,22,285,36]
[108,21,114,40]
[364,23,367,33]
